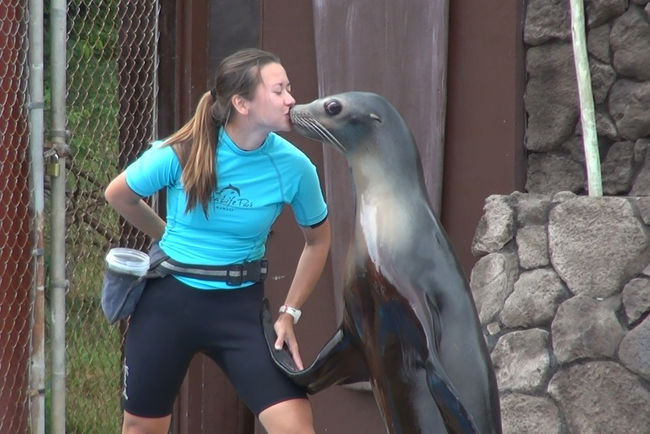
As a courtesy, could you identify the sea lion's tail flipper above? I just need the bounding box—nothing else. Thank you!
[424,359,479,434]
[261,298,368,394]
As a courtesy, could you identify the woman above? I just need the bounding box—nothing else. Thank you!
[105,48,330,434]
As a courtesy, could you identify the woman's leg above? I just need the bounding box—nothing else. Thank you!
[121,277,196,432]
[122,412,171,434]
[201,283,314,431]
[258,398,315,434]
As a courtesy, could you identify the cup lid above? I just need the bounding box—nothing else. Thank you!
[105,248,150,276]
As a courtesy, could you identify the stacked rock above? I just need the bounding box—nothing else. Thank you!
[470,191,650,433]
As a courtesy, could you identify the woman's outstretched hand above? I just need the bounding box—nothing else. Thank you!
[274,314,304,370]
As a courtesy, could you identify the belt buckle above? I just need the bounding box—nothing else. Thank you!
[226,264,243,286]
[259,259,268,281]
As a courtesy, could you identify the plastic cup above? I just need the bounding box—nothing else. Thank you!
[105,248,150,277]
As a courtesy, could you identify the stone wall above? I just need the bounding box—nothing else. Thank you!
[469,191,650,433]
[465,2,650,431]
[524,0,650,195]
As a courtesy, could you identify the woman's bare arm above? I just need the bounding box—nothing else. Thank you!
[273,218,331,369]
[104,171,166,240]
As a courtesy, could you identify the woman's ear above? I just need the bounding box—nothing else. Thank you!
[230,94,249,115]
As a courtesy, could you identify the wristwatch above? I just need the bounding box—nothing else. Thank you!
[279,304,302,324]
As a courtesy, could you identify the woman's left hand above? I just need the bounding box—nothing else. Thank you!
[272,219,330,372]
[273,314,304,370]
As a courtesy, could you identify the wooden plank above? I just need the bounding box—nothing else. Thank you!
[311,0,449,317]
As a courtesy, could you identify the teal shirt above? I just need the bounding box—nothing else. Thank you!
[125,128,328,289]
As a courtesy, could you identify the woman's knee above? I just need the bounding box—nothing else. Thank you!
[258,398,315,434]
[122,411,171,434]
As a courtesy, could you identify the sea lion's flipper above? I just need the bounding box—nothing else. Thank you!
[416,292,478,433]
[424,358,478,433]
[261,298,368,394]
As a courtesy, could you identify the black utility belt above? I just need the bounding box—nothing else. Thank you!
[157,257,268,286]
[147,242,268,286]
[100,243,269,324]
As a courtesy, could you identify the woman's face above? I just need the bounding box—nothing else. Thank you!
[245,62,295,132]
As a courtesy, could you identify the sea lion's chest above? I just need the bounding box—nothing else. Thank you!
[344,236,429,354]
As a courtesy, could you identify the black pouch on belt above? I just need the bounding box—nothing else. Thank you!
[100,243,169,324]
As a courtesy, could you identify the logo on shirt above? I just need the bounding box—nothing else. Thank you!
[214,184,253,209]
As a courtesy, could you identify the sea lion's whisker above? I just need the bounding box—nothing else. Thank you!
[292,113,338,146]
[305,119,344,150]
[295,118,325,140]
[294,116,328,140]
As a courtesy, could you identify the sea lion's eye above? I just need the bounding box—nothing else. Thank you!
[324,99,342,116]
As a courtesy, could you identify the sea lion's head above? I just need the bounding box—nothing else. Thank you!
[290,92,411,157]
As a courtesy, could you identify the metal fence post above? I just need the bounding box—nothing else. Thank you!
[28,0,46,432]
[49,0,68,432]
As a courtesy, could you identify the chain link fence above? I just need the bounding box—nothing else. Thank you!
[0,1,159,432]
[0,1,32,433]
[63,1,158,431]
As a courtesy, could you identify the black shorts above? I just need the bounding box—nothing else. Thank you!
[121,275,307,417]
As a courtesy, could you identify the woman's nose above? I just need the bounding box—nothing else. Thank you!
[285,92,295,106]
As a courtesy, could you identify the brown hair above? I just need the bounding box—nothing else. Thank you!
[163,48,281,215]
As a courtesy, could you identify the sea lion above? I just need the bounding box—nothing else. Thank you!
[262,92,501,433]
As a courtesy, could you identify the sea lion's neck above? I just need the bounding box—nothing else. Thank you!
[349,152,420,198]
[349,154,422,264]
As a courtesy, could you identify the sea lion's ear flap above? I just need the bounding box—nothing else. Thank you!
[370,113,382,123]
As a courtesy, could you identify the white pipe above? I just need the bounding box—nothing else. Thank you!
[569,0,603,196]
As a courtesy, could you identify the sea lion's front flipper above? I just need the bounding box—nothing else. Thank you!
[417,293,478,433]
[261,298,368,394]
[424,357,478,434]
